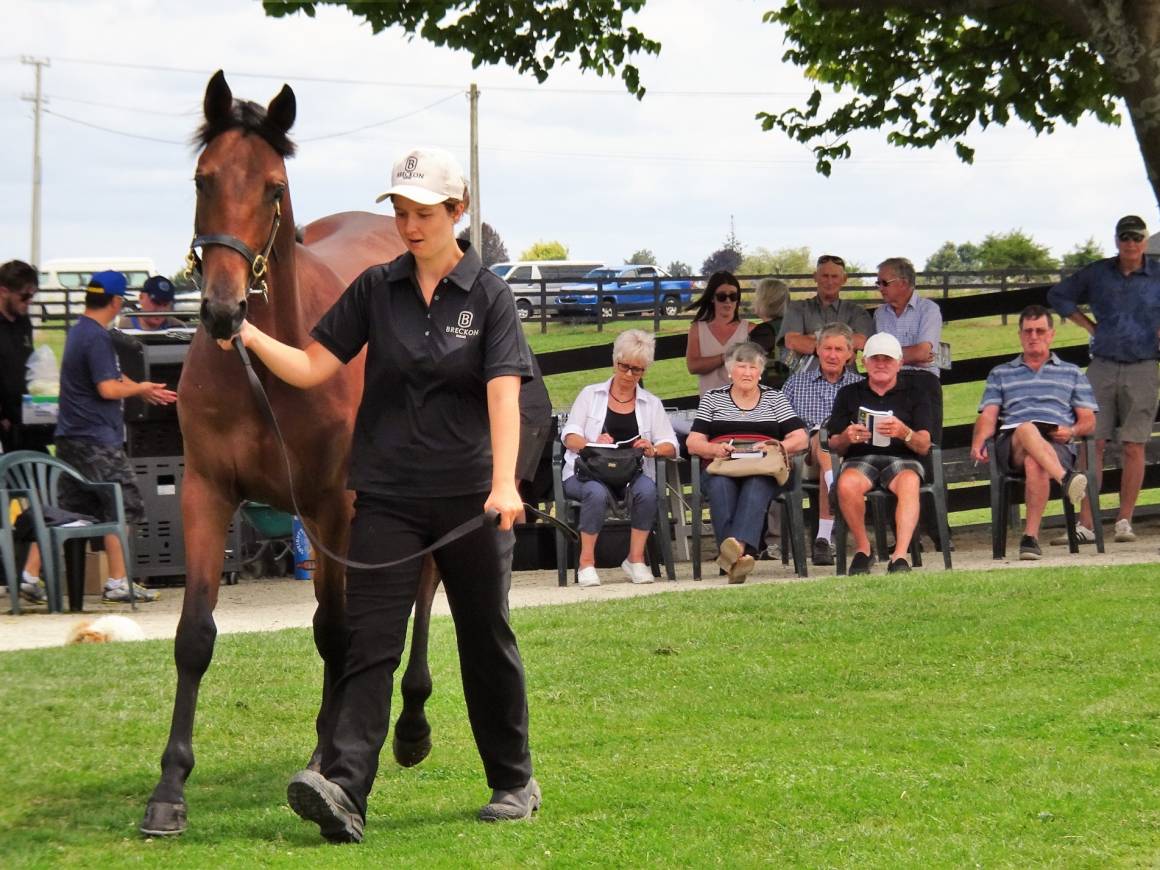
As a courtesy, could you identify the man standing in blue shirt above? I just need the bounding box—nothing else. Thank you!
[1048,215,1160,544]
[55,270,177,602]
[970,305,1097,559]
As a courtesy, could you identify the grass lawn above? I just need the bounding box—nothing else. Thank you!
[2,565,1157,866]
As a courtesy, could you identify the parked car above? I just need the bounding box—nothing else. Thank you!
[555,266,700,319]
[490,259,605,321]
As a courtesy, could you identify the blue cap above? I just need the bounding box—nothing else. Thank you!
[142,275,175,303]
[88,270,128,296]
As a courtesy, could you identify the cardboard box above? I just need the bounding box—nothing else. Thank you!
[22,395,59,425]
[84,550,109,596]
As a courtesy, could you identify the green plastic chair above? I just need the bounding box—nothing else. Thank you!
[1,452,56,614]
[1,451,135,612]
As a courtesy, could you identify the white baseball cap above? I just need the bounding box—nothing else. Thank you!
[375,147,466,206]
[863,332,903,360]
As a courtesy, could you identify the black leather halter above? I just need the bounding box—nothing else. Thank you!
[185,200,281,301]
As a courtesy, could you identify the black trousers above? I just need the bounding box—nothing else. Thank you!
[322,491,532,816]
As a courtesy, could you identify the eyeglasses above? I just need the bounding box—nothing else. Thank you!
[875,277,904,288]
[1118,232,1146,242]
[616,362,646,376]
[715,292,740,302]
[817,255,845,268]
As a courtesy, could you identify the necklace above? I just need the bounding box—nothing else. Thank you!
[610,390,636,403]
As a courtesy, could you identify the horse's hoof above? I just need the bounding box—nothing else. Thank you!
[392,733,432,768]
[140,800,188,837]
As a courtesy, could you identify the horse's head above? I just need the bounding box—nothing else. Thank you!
[191,70,296,341]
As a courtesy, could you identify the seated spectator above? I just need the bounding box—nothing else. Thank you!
[685,342,807,583]
[782,322,863,566]
[779,253,873,364]
[118,275,185,331]
[561,329,679,588]
[686,271,753,396]
[969,305,1095,559]
[829,332,932,575]
[748,278,791,388]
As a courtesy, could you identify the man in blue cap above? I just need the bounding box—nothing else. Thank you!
[118,275,185,331]
[55,270,177,602]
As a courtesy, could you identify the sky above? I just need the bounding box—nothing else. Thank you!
[1,0,1154,279]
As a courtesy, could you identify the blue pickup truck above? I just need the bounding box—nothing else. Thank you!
[555,266,700,320]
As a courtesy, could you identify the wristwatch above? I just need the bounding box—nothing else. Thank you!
[903,427,914,443]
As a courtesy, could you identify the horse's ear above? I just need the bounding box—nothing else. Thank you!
[204,70,233,125]
[266,85,296,136]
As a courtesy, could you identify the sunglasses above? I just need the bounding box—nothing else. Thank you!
[875,277,904,288]
[17,289,35,301]
[817,255,845,268]
[1118,232,1146,242]
[616,362,646,376]
[715,292,740,302]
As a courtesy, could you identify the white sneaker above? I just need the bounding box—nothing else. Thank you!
[1050,524,1095,546]
[1114,519,1136,543]
[621,559,654,584]
[577,566,601,587]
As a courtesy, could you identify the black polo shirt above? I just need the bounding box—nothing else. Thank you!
[312,242,530,498]
[829,377,934,459]
[0,312,33,429]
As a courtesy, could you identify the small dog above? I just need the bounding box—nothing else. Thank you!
[66,614,146,645]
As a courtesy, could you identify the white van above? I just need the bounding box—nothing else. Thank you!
[490,260,605,321]
[36,257,156,323]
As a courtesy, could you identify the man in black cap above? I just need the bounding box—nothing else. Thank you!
[1048,214,1160,545]
[118,275,185,331]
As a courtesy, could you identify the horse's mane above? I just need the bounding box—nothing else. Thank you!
[193,99,296,158]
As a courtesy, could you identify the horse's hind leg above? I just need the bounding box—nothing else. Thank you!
[141,474,232,836]
[393,554,439,767]
[306,508,349,770]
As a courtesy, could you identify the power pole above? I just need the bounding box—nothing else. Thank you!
[469,83,481,255]
[21,56,50,267]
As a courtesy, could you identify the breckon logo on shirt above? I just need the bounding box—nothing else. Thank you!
[445,309,480,339]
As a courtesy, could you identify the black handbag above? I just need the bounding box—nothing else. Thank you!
[576,445,644,489]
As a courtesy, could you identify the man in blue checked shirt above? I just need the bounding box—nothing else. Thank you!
[970,305,1097,560]
[783,322,863,565]
[1048,214,1160,545]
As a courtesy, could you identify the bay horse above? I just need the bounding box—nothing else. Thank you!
[142,70,441,836]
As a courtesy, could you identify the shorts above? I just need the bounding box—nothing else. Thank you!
[994,428,1074,474]
[54,437,145,524]
[515,422,551,484]
[840,453,925,490]
[1087,357,1159,442]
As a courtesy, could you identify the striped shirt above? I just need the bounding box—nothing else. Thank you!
[691,384,806,441]
[979,353,1098,427]
[783,368,864,431]
[874,292,943,376]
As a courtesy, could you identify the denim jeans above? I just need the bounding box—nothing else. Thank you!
[563,473,658,533]
[702,471,782,551]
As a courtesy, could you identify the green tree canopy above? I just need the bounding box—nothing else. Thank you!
[263,0,659,96]
[626,248,657,265]
[762,1,1160,206]
[739,245,813,279]
[924,241,981,273]
[1061,237,1106,270]
[520,240,570,260]
[974,230,1057,272]
[457,221,509,267]
[666,260,692,277]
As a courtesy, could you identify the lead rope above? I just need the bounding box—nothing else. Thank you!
[232,337,576,570]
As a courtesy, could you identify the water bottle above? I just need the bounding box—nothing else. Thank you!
[291,516,315,581]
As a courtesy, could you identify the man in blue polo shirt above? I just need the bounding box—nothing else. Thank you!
[1048,214,1160,544]
[970,305,1097,559]
[55,270,177,602]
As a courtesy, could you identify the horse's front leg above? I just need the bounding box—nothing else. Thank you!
[304,506,349,771]
[393,554,439,767]
[141,473,233,836]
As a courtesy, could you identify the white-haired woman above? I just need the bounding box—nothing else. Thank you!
[685,341,808,582]
[561,329,679,587]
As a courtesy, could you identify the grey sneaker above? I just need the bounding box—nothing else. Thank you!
[287,769,364,843]
[1114,519,1136,543]
[102,579,159,603]
[19,578,48,604]
[1018,535,1042,560]
[479,777,541,822]
[1050,524,1095,546]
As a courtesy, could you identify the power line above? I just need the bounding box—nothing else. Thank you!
[43,108,186,144]
[45,93,196,117]
[299,90,462,141]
